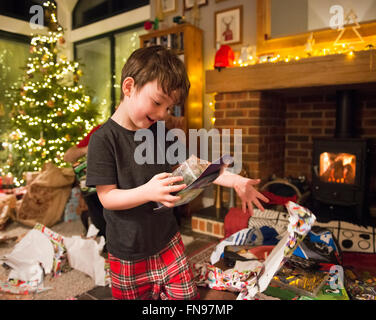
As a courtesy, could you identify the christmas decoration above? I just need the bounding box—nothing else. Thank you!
[214,45,235,71]
[221,8,374,70]
[334,9,364,47]
[0,1,99,185]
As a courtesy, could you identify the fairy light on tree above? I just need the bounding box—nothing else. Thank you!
[2,1,99,185]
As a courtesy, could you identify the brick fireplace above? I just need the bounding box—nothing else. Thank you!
[211,87,376,218]
[199,51,376,229]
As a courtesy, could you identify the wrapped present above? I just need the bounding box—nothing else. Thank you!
[0,194,17,230]
[63,186,81,222]
[73,160,96,195]
[0,175,15,194]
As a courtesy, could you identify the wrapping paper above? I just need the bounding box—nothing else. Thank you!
[193,260,263,292]
[237,201,316,300]
[198,202,316,300]
[63,235,106,286]
[33,223,68,277]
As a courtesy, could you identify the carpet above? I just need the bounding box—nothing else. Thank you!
[181,234,194,247]
[187,242,217,266]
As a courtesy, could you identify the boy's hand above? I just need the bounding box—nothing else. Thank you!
[144,172,187,208]
[234,176,269,216]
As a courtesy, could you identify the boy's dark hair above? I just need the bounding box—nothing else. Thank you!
[120,45,190,106]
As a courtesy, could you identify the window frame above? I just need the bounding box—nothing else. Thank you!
[73,22,146,115]
[72,0,149,30]
[0,29,30,44]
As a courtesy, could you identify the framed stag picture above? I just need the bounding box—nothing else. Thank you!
[215,5,243,47]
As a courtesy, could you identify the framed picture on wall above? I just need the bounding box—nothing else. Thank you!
[184,0,208,11]
[215,5,243,47]
[161,0,177,14]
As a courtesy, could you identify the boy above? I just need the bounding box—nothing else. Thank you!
[86,45,268,300]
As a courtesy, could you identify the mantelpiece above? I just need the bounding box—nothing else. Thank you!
[206,50,376,93]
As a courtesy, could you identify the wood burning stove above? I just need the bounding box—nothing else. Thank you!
[312,90,370,222]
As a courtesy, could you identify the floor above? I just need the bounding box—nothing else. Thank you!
[75,214,220,300]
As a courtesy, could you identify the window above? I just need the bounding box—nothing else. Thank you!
[0,31,29,138]
[0,32,30,84]
[75,37,112,122]
[74,25,146,120]
[73,0,149,29]
[114,29,146,106]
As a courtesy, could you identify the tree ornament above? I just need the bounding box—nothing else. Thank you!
[10,132,20,141]
[38,138,46,146]
[47,100,55,107]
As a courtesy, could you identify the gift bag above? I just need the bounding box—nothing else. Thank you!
[13,163,75,227]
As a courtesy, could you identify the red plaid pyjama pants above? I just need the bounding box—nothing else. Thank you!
[108,232,199,300]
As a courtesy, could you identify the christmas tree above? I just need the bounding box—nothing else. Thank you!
[1,1,99,185]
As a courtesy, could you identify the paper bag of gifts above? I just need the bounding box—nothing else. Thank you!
[14,162,75,227]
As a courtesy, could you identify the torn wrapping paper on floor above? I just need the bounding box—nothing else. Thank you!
[63,233,106,286]
[200,201,316,300]
[0,222,109,296]
[193,260,263,292]
[0,228,54,294]
[210,225,282,265]
[237,201,316,300]
[33,223,69,277]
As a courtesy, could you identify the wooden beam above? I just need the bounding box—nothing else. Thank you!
[206,50,376,93]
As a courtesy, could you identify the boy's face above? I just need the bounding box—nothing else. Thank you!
[125,79,177,130]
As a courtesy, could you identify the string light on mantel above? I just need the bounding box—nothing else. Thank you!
[232,10,374,68]
[231,42,374,69]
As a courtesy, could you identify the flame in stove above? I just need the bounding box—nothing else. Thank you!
[320,152,356,184]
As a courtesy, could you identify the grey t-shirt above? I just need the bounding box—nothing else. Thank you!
[86,118,179,260]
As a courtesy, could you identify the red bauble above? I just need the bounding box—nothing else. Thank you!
[144,21,153,31]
